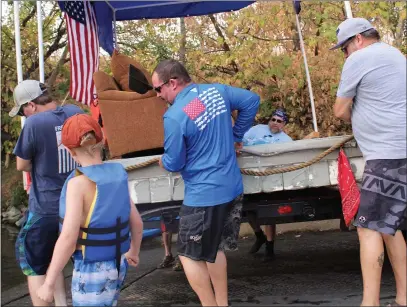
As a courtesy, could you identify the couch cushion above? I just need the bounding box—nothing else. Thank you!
[111,49,154,93]
[98,90,160,101]
[98,96,167,157]
[93,71,121,93]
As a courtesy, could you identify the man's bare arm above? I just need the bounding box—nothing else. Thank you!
[16,157,32,172]
[334,97,354,122]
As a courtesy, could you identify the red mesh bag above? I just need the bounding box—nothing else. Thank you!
[338,148,360,226]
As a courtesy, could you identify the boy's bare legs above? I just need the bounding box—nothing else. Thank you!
[383,231,407,306]
[28,272,67,306]
[179,255,217,306]
[53,272,67,306]
[357,227,384,306]
[207,251,228,307]
[28,276,50,306]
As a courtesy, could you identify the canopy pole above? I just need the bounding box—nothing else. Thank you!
[14,1,29,191]
[343,1,353,18]
[295,13,318,132]
[14,2,23,83]
[113,9,118,51]
[37,1,45,83]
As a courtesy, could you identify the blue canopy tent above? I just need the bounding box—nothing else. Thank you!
[57,0,253,238]
[59,1,254,55]
[98,1,252,239]
[55,0,353,238]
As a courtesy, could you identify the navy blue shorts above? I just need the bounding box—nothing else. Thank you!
[15,211,59,276]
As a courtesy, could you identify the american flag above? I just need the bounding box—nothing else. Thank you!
[64,1,99,106]
[183,98,206,120]
[194,88,227,131]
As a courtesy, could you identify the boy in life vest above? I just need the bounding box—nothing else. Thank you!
[36,114,143,306]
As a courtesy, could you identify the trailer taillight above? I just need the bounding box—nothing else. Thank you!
[277,205,292,215]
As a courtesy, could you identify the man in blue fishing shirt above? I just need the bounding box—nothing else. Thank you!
[152,59,260,306]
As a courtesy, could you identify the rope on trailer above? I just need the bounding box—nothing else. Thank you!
[125,157,160,172]
[125,135,355,176]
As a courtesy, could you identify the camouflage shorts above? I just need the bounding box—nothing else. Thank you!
[177,194,243,263]
[354,159,407,235]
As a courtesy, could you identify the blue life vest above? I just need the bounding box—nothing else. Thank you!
[59,163,131,270]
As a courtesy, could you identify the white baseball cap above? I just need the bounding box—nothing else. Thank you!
[9,80,47,117]
[330,17,375,50]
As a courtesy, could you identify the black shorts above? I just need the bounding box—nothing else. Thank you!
[177,194,243,263]
[15,211,59,276]
[353,159,407,235]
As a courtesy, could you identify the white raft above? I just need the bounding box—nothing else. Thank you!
[112,135,364,205]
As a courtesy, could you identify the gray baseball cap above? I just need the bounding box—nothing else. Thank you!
[330,17,374,50]
[9,80,47,117]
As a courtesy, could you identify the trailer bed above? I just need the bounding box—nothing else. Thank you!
[112,135,364,205]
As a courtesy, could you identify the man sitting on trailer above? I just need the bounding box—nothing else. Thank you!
[243,109,292,146]
[243,109,293,261]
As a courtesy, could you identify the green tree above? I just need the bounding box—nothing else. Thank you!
[1,1,72,166]
[2,1,406,159]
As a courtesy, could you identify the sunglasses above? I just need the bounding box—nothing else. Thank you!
[17,103,28,117]
[341,36,355,53]
[271,118,284,124]
[154,77,177,93]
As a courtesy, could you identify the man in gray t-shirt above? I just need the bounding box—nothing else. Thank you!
[332,18,406,307]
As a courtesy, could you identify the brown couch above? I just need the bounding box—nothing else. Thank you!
[93,50,167,158]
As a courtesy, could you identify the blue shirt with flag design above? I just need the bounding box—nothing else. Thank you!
[13,105,84,216]
[161,83,260,207]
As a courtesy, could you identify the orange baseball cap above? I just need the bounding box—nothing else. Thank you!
[62,114,103,149]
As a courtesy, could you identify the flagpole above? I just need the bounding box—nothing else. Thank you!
[343,1,353,18]
[113,10,118,51]
[14,1,29,191]
[295,13,318,132]
[14,2,23,83]
[37,1,45,83]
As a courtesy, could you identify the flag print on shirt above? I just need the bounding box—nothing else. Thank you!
[55,125,78,174]
[183,97,206,120]
[194,87,227,131]
[183,87,228,131]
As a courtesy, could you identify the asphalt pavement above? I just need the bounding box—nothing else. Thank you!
[1,228,398,306]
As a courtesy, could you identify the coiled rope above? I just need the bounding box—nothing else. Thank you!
[125,135,355,176]
[125,157,161,172]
